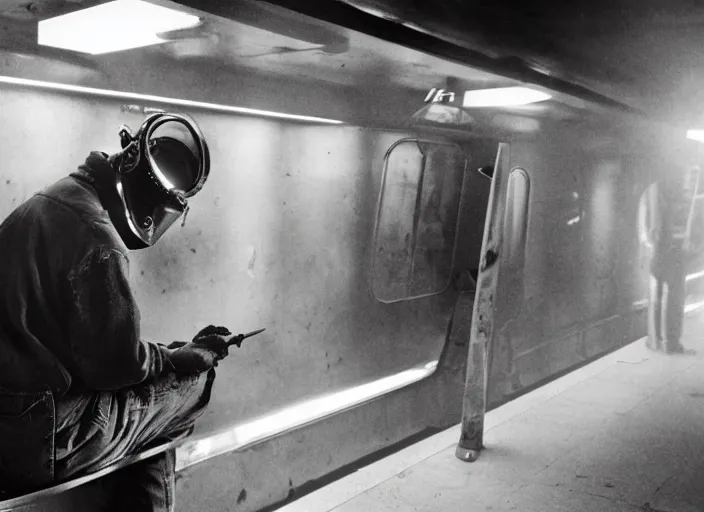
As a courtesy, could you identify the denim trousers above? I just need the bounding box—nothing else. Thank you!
[0,369,215,512]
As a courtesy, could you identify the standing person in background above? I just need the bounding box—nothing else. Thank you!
[639,166,699,354]
[0,112,236,511]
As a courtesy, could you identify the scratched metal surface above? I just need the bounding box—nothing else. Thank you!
[0,87,472,435]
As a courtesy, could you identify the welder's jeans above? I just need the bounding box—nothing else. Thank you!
[0,369,215,512]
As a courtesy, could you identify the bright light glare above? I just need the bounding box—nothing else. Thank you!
[150,164,176,190]
[176,363,436,470]
[0,76,343,124]
[687,130,704,143]
[686,270,704,282]
[463,87,552,108]
[38,0,201,55]
[685,300,704,314]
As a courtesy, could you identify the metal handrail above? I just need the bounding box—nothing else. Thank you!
[0,440,178,511]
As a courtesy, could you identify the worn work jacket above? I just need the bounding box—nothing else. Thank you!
[0,152,171,395]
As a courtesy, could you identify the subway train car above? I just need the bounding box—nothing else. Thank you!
[1,0,704,511]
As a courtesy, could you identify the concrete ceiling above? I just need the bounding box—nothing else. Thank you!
[0,0,512,90]
[2,0,698,128]
[262,0,704,128]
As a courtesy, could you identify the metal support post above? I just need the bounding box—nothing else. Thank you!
[455,143,510,462]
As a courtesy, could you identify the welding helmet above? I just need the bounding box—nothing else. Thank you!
[114,112,209,248]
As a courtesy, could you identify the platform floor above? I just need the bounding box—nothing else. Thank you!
[278,312,704,512]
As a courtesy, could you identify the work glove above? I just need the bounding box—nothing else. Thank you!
[167,325,232,374]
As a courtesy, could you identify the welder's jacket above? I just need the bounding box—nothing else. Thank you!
[0,152,171,395]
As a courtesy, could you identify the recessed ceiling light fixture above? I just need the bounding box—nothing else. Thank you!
[38,0,201,55]
[463,86,552,107]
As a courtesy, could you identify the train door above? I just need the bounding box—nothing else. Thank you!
[371,134,495,376]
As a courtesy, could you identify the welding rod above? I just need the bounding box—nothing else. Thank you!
[225,328,266,347]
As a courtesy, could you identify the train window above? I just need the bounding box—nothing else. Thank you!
[501,168,530,313]
[504,168,530,265]
[687,166,704,261]
[372,138,467,303]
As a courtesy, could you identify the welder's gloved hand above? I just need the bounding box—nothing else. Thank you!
[168,344,220,374]
[167,325,232,374]
[191,325,231,360]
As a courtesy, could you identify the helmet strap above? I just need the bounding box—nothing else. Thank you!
[181,204,190,227]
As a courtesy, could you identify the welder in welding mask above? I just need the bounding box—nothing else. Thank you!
[109,112,208,248]
[0,112,230,511]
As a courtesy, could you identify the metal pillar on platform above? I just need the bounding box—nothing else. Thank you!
[455,143,510,462]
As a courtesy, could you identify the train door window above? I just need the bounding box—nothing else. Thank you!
[504,168,530,265]
[687,166,704,265]
[501,168,530,313]
[372,138,467,302]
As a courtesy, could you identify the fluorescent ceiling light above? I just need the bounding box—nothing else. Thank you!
[38,0,201,55]
[687,130,704,143]
[463,87,551,107]
[0,75,343,124]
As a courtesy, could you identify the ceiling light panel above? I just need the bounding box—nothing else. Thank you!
[38,0,201,55]
[463,86,552,107]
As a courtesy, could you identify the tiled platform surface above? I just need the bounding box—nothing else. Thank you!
[279,311,704,512]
